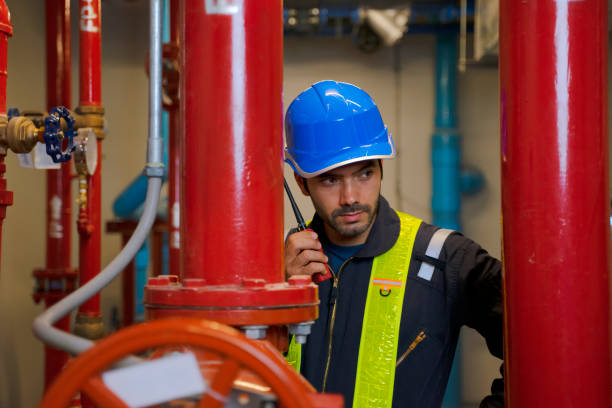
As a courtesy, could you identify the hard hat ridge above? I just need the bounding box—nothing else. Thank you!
[284,81,396,178]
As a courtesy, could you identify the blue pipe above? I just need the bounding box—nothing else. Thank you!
[134,239,150,323]
[283,2,475,37]
[432,34,462,408]
[432,34,461,231]
[432,33,486,408]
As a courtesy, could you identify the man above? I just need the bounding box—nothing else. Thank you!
[284,81,503,407]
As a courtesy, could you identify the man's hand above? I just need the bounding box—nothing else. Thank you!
[285,230,329,279]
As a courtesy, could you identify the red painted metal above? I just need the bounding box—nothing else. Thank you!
[45,0,72,269]
[77,152,102,316]
[168,0,181,276]
[181,0,284,285]
[146,275,318,308]
[151,226,164,277]
[0,158,12,270]
[0,1,12,275]
[37,0,74,389]
[77,0,102,317]
[78,0,101,107]
[144,0,318,331]
[0,0,10,116]
[499,1,611,406]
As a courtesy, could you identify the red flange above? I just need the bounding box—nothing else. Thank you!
[145,276,319,326]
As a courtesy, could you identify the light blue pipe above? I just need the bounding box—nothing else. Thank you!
[432,35,461,232]
[432,34,478,408]
[134,239,150,322]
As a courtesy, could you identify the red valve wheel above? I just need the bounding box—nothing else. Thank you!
[40,318,339,408]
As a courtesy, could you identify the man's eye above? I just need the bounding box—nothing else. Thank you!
[359,170,373,179]
[321,177,337,185]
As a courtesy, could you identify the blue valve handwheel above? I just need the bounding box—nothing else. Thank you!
[7,107,19,121]
[44,106,76,163]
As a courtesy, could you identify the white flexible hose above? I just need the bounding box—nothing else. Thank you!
[32,177,162,354]
[32,0,164,357]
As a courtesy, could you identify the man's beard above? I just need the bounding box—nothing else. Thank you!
[314,198,379,239]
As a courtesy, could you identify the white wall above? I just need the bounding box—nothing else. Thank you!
[1,1,594,407]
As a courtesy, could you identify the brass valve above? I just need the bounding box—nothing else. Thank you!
[74,105,105,140]
[0,114,42,155]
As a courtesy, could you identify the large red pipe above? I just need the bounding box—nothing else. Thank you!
[181,0,284,284]
[499,1,611,406]
[168,0,181,275]
[43,0,72,390]
[77,0,102,318]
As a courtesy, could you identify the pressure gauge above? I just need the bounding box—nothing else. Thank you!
[73,128,98,176]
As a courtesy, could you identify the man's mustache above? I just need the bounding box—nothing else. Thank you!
[332,203,371,218]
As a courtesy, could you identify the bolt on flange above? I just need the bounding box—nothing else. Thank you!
[288,320,314,344]
[241,325,268,340]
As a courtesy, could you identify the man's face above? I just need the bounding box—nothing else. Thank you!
[296,160,382,245]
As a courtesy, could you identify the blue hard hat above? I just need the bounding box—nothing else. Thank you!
[284,80,396,178]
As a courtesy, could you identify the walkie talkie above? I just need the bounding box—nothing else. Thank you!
[283,178,332,283]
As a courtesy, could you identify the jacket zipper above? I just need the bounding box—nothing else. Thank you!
[395,330,428,367]
[322,256,354,392]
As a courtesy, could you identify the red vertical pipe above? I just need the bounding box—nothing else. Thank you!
[0,0,9,115]
[43,0,72,389]
[181,0,284,284]
[77,0,102,317]
[0,1,12,274]
[78,0,101,107]
[499,1,611,406]
[168,0,181,275]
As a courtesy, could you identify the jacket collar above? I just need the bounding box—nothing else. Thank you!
[309,195,400,258]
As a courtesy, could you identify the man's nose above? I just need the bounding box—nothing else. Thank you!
[339,180,357,206]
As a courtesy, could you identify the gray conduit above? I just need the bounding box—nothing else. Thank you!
[32,0,164,357]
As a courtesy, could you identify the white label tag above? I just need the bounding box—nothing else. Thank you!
[17,153,34,168]
[102,352,207,407]
[34,142,61,169]
[205,0,239,14]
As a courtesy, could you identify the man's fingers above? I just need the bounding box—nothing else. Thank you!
[303,261,328,276]
[285,231,322,258]
[293,249,328,267]
[287,257,328,278]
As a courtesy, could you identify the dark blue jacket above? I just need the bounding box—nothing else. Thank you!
[300,196,503,407]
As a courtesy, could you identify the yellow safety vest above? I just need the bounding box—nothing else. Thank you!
[287,212,421,408]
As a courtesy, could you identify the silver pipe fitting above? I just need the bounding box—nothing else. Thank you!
[145,0,165,177]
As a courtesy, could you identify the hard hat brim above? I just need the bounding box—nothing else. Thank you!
[284,131,396,178]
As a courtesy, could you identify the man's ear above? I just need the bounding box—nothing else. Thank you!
[293,172,310,196]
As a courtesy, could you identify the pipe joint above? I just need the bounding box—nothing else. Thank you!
[73,313,105,340]
[4,115,40,153]
[74,105,105,140]
[32,267,79,304]
[144,163,165,178]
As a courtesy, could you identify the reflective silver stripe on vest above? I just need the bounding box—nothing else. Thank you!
[417,228,454,281]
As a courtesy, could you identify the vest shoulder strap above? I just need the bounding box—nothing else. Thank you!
[352,211,422,408]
